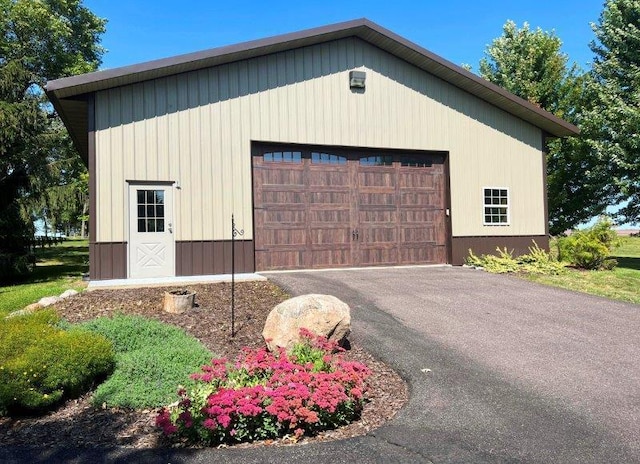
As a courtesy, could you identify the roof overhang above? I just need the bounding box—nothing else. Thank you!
[46,18,580,161]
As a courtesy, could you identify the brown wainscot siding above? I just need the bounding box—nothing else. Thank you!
[176,240,255,276]
[451,235,549,265]
[90,242,127,280]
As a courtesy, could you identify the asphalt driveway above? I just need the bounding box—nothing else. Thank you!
[2,266,639,463]
[265,266,640,463]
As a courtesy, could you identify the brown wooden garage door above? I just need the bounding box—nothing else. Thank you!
[252,144,449,271]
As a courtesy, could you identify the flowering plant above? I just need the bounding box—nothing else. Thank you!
[156,329,370,445]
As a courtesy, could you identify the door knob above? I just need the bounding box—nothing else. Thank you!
[168,223,173,233]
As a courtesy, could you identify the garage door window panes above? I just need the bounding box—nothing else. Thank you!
[311,152,347,164]
[401,156,433,167]
[360,155,392,166]
[264,151,302,163]
[137,190,165,232]
[483,188,509,225]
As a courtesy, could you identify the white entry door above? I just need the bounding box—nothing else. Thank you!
[128,184,175,278]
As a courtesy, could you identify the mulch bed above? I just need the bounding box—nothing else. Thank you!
[0,281,408,449]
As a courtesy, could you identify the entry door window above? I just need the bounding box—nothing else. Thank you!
[137,190,165,232]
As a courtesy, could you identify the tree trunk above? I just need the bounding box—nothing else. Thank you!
[80,198,88,239]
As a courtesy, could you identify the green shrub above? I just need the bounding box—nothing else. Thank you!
[0,310,114,415]
[81,314,213,408]
[467,247,520,273]
[466,241,565,275]
[557,217,620,270]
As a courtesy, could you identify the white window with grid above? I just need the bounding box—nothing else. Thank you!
[483,187,509,225]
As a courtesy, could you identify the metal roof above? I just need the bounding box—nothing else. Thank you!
[46,18,579,160]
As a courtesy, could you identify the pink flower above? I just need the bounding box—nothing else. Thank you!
[203,418,218,430]
[218,414,232,428]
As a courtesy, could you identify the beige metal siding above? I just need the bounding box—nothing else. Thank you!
[94,37,544,243]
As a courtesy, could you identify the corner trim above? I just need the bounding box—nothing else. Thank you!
[542,131,550,236]
[87,95,97,279]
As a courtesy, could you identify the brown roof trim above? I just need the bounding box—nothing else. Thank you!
[47,18,579,159]
[46,19,372,97]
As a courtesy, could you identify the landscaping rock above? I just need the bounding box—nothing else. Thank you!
[5,302,44,319]
[59,289,79,299]
[262,294,351,352]
[38,296,61,307]
[24,302,44,312]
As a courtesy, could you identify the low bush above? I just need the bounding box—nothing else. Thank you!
[557,217,620,270]
[0,310,114,415]
[156,328,370,445]
[81,314,213,408]
[466,241,565,275]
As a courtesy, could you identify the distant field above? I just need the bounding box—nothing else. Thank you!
[0,239,88,316]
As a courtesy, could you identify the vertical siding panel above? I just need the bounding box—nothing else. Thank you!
[354,40,366,147]
[276,53,288,143]
[108,89,123,241]
[237,61,252,237]
[165,75,181,240]
[95,93,108,242]
[198,70,213,240]
[209,67,224,241]
[155,79,169,180]
[257,56,269,138]
[320,43,332,143]
[228,62,242,231]
[248,59,261,141]
[187,72,202,240]
[292,48,305,141]
[335,41,348,146]
[284,51,298,142]
[370,42,382,148]
[328,41,339,145]
[143,81,158,180]
[121,87,134,180]
[219,64,232,239]
[131,84,146,181]
[302,48,315,141]
[311,45,323,142]
[348,39,359,145]
[119,87,133,242]
[266,55,279,140]
[354,44,377,145]
[177,74,191,241]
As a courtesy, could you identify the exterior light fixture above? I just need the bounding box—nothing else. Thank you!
[349,70,366,89]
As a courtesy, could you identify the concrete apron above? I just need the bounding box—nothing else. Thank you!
[87,273,266,290]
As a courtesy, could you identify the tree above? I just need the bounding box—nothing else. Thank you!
[0,0,105,275]
[479,21,613,234]
[588,0,640,224]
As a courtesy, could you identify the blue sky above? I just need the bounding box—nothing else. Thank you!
[86,1,604,73]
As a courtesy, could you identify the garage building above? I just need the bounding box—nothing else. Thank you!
[46,19,579,281]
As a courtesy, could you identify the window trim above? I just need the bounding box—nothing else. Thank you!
[482,187,510,226]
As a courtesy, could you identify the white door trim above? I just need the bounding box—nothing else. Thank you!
[128,183,175,278]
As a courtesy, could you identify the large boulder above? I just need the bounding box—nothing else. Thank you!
[262,294,351,352]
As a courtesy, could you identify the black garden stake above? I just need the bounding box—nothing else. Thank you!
[231,214,244,337]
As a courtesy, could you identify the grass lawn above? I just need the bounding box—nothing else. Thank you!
[523,236,640,305]
[0,239,88,316]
